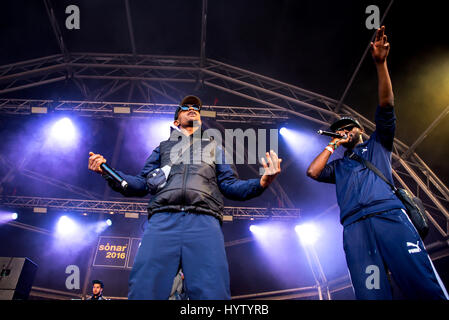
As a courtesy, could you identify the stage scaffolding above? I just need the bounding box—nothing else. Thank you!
[1,0,448,300]
[1,53,448,243]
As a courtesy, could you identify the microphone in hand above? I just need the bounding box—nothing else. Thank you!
[317,130,347,140]
[100,163,128,190]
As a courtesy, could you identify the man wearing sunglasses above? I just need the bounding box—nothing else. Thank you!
[88,95,282,300]
[306,26,448,299]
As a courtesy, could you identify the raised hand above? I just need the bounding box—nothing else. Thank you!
[260,150,282,188]
[370,25,390,64]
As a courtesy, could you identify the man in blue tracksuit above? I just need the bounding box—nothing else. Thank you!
[307,26,448,299]
[88,95,282,299]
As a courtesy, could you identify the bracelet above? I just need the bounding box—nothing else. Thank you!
[325,146,334,154]
[328,142,338,150]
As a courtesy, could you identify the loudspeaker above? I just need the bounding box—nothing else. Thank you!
[0,257,38,300]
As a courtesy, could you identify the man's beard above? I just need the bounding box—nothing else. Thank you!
[341,132,361,150]
[185,118,200,127]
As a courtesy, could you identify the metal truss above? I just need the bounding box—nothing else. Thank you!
[1,0,445,300]
[0,52,448,242]
[232,275,352,300]
[1,196,301,220]
[0,154,102,200]
[0,98,289,123]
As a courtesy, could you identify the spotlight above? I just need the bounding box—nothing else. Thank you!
[57,215,78,236]
[140,118,174,151]
[249,225,266,236]
[106,219,112,226]
[295,223,319,246]
[51,117,77,143]
[279,126,298,140]
[279,127,300,140]
[0,212,19,223]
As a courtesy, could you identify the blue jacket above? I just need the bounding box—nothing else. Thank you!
[317,106,405,226]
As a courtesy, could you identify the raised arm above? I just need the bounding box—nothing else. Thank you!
[371,26,393,107]
[370,26,397,150]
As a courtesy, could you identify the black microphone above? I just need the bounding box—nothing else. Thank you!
[317,130,347,139]
[100,163,128,189]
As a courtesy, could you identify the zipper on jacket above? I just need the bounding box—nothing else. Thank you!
[180,162,188,212]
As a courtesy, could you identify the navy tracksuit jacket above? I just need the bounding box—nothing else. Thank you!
[318,106,448,299]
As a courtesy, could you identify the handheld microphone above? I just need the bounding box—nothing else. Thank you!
[100,163,128,189]
[317,130,347,139]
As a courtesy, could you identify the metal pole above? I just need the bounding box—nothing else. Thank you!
[124,0,137,57]
[401,105,449,159]
[81,212,104,299]
[335,0,395,113]
[200,0,208,68]
[310,245,331,300]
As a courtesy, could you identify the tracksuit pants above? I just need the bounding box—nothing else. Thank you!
[128,211,231,300]
[343,208,448,300]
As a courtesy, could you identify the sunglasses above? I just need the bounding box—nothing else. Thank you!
[179,104,201,111]
[337,124,357,132]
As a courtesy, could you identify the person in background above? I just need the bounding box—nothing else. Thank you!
[86,279,109,300]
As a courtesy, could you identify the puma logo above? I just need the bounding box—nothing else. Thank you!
[407,241,421,254]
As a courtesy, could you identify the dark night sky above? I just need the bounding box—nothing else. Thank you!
[0,0,448,299]
[1,0,447,183]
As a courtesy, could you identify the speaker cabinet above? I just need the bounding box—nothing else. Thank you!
[0,257,38,300]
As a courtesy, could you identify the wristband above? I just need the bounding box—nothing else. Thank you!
[325,146,334,154]
[328,142,338,150]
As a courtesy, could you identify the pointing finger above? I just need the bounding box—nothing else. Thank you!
[376,26,384,42]
[375,28,381,42]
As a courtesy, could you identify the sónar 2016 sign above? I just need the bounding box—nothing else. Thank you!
[93,236,131,268]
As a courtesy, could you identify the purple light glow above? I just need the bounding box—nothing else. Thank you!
[0,211,18,224]
[51,118,77,142]
[123,117,173,164]
[249,221,309,284]
[56,215,78,236]
[279,127,288,136]
[43,117,79,152]
[53,215,112,252]
[280,126,327,165]
[94,219,112,233]
[280,127,312,148]
[137,118,173,151]
[295,223,320,246]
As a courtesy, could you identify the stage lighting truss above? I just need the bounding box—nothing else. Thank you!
[1,0,446,299]
[1,196,301,221]
[0,54,448,247]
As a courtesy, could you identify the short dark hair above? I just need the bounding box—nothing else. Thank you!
[92,280,104,288]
